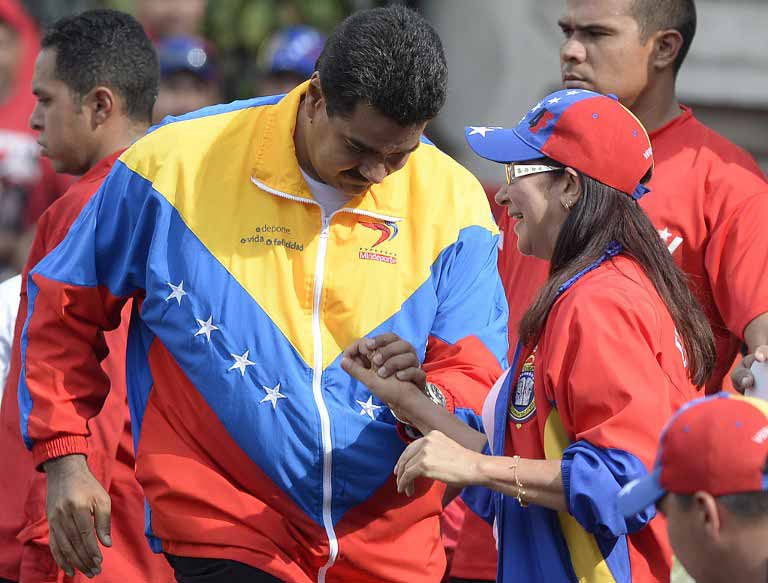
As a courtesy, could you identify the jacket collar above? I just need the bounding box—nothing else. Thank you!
[250,81,413,219]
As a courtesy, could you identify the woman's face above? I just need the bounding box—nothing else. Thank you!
[495,165,572,260]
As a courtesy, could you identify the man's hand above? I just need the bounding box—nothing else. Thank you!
[731,345,768,392]
[343,333,426,388]
[394,430,484,496]
[43,454,112,579]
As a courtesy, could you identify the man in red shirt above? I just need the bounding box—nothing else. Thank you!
[448,1,768,581]
[0,10,173,583]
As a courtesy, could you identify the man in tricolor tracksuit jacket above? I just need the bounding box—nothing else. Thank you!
[18,7,507,582]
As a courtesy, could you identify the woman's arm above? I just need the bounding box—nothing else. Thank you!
[393,430,567,512]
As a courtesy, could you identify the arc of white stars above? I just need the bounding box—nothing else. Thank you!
[194,315,219,342]
[531,101,543,112]
[261,383,287,410]
[467,126,502,137]
[166,280,187,305]
[566,90,581,95]
[356,395,383,420]
[547,97,562,104]
[229,350,255,376]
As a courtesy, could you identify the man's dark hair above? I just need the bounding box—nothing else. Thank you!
[519,169,715,387]
[42,9,159,122]
[316,5,447,126]
[630,0,697,74]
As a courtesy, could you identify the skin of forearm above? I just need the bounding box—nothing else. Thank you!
[744,313,768,353]
[398,389,488,452]
[477,456,567,512]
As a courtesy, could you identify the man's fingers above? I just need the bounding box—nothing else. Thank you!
[341,357,379,386]
[53,520,90,577]
[395,367,427,388]
[371,340,418,367]
[94,497,113,548]
[376,353,419,378]
[49,529,74,578]
[343,340,373,367]
[72,505,103,566]
[370,333,400,349]
[755,346,768,362]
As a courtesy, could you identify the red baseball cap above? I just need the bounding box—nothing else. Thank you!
[465,89,654,200]
[618,393,768,517]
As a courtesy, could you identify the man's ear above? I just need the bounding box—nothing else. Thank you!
[651,29,684,73]
[83,86,116,127]
[693,491,722,541]
[305,72,324,123]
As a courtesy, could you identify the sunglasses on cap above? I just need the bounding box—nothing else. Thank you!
[505,163,562,186]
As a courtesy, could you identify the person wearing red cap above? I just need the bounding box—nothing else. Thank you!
[618,393,768,583]
[493,0,768,395]
[343,89,716,582]
[453,3,768,577]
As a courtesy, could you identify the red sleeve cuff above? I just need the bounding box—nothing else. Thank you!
[32,435,89,470]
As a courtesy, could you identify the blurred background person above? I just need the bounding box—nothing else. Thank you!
[136,0,207,41]
[618,393,768,583]
[0,273,20,396]
[153,35,221,122]
[254,24,325,96]
[0,0,68,279]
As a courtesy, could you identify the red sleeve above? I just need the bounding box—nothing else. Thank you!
[705,192,768,338]
[540,281,688,467]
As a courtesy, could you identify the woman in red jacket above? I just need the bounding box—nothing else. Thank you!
[343,89,715,582]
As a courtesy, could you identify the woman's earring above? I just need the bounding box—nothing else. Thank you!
[561,199,572,210]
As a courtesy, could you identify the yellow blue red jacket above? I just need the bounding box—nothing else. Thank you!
[18,83,508,582]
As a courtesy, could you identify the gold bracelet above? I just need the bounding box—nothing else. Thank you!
[511,455,528,507]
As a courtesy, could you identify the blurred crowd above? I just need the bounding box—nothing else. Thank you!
[0,0,340,280]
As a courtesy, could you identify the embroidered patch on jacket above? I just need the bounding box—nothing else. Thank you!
[509,351,536,423]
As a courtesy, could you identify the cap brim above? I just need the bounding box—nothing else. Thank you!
[617,466,666,518]
[464,126,543,163]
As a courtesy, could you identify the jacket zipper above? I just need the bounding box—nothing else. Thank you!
[250,176,401,581]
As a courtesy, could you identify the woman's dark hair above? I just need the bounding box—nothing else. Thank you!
[316,5,447,126]
[519,171,715,386]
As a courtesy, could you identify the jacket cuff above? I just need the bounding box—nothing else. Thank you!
[32,435,88,470]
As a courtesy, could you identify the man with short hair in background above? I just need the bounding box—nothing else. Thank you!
[0,9,174,583]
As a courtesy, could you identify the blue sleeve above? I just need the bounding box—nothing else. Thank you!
[561,440,655,538]
[424,226,509,428]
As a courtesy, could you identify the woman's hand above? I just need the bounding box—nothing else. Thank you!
[394,430,485,496]
[342,333,425,410]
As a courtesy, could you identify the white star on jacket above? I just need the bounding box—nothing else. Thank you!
[229,350,255,376]
[357,395,383,420]
[467,126,502,137]
[195,315,219,342]
[166,281,187,305]
[261,383,287,410]
[658,227,672,242]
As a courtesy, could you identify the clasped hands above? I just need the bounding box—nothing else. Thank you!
[342,333,485,497]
